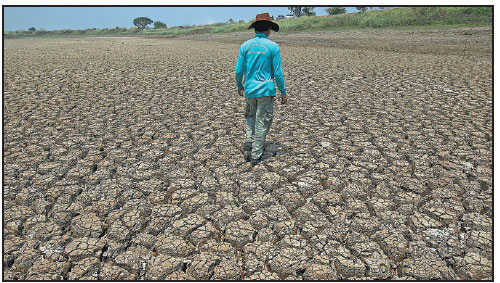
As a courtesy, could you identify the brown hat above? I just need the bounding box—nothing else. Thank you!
[248,13,279,32]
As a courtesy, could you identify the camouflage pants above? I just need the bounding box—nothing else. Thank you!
[245,96,274,160]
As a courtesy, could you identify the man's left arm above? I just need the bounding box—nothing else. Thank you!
[236,46,245,95]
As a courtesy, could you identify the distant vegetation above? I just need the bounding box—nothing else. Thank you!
[356,7,369,13]
[153,21,167,29]
[288,6,316,17]
[4,7,492,39]
[326,7,347,15]
[133,17,153,29]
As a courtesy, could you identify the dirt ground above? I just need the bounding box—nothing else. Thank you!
[3,27,492,280]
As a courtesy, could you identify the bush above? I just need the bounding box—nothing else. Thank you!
[153,21,167,29]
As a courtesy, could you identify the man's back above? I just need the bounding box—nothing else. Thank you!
[236,34,286,98]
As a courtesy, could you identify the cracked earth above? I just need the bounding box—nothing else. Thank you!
[3,27,492,280]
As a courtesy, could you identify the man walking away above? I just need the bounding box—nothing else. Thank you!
[236,13,287,166]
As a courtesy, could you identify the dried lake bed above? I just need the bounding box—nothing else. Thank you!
[3,27,492,280]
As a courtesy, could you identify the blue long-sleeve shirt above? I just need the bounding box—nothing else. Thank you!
[236,34,286,98]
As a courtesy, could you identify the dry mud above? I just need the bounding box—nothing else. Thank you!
[3,27,492,280]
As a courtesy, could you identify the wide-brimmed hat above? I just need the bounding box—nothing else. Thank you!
[248,13,279,32]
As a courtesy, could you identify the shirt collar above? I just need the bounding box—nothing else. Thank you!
[255,34,268,39]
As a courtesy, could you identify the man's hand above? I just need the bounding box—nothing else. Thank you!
[281,94,288,105]
[238,89,244,96]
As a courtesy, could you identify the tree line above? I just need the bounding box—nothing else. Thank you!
[25,7,386,33]
[132,17,167,29]
[131,7,377,29]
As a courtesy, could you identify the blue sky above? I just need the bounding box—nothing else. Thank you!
[3,6,359,31]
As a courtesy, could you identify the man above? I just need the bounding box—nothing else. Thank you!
[236,13,287,166]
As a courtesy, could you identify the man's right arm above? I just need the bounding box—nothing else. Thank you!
[235,46,245,91]
[272,45,286,96]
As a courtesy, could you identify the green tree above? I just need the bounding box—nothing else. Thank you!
[153,21,167,29]
[288,7,302,17]
[325,7,346,15]
[288,6,316,17]
[303,7,316,16]
[356,7,368,13]
[28,27,36,32]
[227,18,235,23]
[133,17,153,29]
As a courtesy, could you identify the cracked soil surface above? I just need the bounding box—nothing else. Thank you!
[3,27,492,280]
